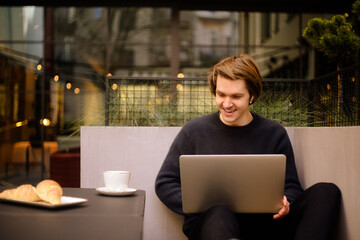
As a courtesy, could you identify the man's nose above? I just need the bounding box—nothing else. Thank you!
[223,97,233,107]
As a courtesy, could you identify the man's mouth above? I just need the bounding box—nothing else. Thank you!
[223,108,236,114]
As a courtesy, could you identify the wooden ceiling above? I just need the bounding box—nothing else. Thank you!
[2,0,354,14]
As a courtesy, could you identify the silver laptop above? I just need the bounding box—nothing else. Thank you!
[179,154,286,214]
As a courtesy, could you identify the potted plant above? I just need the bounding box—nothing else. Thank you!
[303,1,360,125]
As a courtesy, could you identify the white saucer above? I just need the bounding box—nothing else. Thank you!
[96,187,138,196]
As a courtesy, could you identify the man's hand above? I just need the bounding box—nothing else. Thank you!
[273,196,290,220]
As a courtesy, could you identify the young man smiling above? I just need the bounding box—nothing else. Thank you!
[215,75,254,127]
[155,54,341,240]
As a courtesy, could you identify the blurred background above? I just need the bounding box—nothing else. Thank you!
[0,0,358,186]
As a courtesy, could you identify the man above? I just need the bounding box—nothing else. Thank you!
[155,54,341,240]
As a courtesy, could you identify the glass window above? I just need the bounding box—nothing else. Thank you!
[107,8,172,75]
[0,6,348,174]
[54,7,107,41]
[179,10,239,73]
[51,7,172,133]
[0,7,44,42]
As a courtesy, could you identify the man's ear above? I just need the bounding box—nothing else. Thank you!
[250,96,254,105]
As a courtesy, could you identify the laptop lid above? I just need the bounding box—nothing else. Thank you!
[179,154,286,214]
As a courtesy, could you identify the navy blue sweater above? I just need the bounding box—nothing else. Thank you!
[155,112,303,215]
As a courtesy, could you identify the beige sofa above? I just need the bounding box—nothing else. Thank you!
[81,126,360,240]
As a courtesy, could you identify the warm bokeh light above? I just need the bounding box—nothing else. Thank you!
[176,83,183,91]
[54,75,59,82]
[155,98,162,105]
[40,118,51,126]
[177,73,185,78]
[107,73,112,77]
[112,83,118,90]
[74,88,80,94]
[15,120,28,128]
[66,82,72,89]
[37,64,42,71]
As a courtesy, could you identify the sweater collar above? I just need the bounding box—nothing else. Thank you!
[214,111,259,132]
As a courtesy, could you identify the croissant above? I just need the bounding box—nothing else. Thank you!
[0,184,41,202]
[0,188,15,199]
[0,179,63,205]
[36,179,63,205]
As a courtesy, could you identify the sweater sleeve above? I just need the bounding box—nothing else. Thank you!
[275,127,303,202]
[155,127,192,215]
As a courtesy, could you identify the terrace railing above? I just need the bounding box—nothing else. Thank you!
[106,64,360,127]
[308,63,360,126]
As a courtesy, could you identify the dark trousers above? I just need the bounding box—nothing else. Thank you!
[183,182,341,240]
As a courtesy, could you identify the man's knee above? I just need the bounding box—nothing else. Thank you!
[197,206,239,240]
[313,182,341,196]
[309,182,341,206]
[206,205,234,219]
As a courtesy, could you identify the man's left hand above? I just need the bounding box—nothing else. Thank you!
[273,195,290,220]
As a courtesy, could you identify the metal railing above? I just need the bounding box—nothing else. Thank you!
[105,77,215,126]
[308,63,360,126]
[105,65,360,127]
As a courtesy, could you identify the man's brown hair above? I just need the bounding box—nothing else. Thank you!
[208,54,262,104]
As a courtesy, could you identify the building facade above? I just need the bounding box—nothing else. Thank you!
[0,3,352,174]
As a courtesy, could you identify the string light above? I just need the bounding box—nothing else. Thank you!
[177,73,185,78]
[155,98,162,105]
[111,83,118,90]
[54,75,59,82]
[37,64,42,71]
[15,120,28,127]
[66,82,72,89]
[74,88,80,94]
[40,118,51,126]
[176,83,183,91]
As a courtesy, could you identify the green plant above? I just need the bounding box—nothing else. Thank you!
[250,84,310,127]
[303,15,360,64]
[303,3,360,125]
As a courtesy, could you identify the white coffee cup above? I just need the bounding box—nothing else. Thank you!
[103,170,131,191]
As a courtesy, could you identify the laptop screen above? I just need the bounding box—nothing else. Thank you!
[180,154,286,214]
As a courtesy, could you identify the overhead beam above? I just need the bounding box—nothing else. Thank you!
[1,0,354,14]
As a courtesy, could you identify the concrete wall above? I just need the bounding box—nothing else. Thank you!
[288,127,360,240]
[81,126,185,240]
[81,126,360,240]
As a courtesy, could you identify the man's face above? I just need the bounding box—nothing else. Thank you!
[215,75,252,126]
